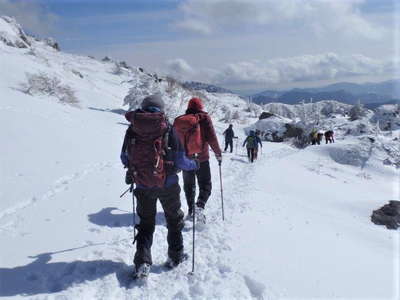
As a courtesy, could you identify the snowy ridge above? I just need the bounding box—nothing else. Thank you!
[0,16,30,48]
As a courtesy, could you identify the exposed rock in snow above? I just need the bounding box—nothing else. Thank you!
[259,111,276,120]
[0,16,31,48]
[371,201,400,230]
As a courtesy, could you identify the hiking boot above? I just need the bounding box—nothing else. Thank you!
[134,263,150,279]
[195,206,206,224]
[164,253,189,269]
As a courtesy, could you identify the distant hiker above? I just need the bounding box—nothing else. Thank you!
[173,97,222,223]
[243,130,262,163]
[324,130,334,144]
[253,130,263,160]
[310,129,318,145]
[120,94,198,278]
[317,130,324,145]
[223,124,237,153]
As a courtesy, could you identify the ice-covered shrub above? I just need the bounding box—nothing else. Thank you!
[292,135,310,149]
[20,72,79,106]
[123,77,163,111]
[44,38,60,51]
[223,109,231,123]
[372,104,400,131]
[232,110,240,120]
[72,70,84,78]
[327,139,373,167]
[111,62,123,75]
[343,119,377,136]
[349,102,367,121]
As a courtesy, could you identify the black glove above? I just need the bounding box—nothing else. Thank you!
[125,170,133,185]
[216,155,222,165]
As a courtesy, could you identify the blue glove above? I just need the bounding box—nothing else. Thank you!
[120,152,129,167]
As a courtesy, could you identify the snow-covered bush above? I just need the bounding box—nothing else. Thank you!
[263,101,351,120]
[342,119,377,136]
[327,140,372,167]
[44,38,60,51]
[245,115,292,142]
[292,135,310,149]
[20,72,79,105]
[111,62,123,75]
[372,104,400,131]
[349,102,367,121]
[221,105,232,122]
[118,61,130,70]
[232,110,240,120]
[72,69,84,78]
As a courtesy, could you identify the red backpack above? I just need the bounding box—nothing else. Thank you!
[173,114,203,156]
[125,111,170,188]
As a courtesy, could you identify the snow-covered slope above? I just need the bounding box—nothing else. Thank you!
[1,17,399,300]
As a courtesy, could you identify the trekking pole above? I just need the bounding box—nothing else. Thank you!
[219,161,225,221]
[191,196,195,274]
[119,186,131,198]
[119,183,137,244]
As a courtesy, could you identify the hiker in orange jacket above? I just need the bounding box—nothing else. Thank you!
[176,97,222,221]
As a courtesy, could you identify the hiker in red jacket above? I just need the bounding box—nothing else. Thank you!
[174,97,222,222]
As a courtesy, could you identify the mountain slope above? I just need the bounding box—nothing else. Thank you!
[252,79,400,105]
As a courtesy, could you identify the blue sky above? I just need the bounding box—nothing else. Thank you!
[1,0,398,92]
[39,0,182,46]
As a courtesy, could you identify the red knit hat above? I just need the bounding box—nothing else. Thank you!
[187,97,203,111]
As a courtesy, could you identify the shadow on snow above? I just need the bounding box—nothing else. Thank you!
[0,246,141,297]
[88,207,166,228]
[230,157,249,164]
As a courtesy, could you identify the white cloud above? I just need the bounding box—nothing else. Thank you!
[165,58,195,80]
[175,0,384,39]
[163,53,391,87]
[0,0,57,36]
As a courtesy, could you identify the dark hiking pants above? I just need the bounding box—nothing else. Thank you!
[133,183,184,266]
[183,160,212,212]
[224,140,233,153]
[247,148,255,163]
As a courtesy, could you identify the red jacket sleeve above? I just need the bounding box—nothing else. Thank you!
[201,114,222,156]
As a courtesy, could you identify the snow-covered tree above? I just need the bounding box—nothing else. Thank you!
[349,100,367,121]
